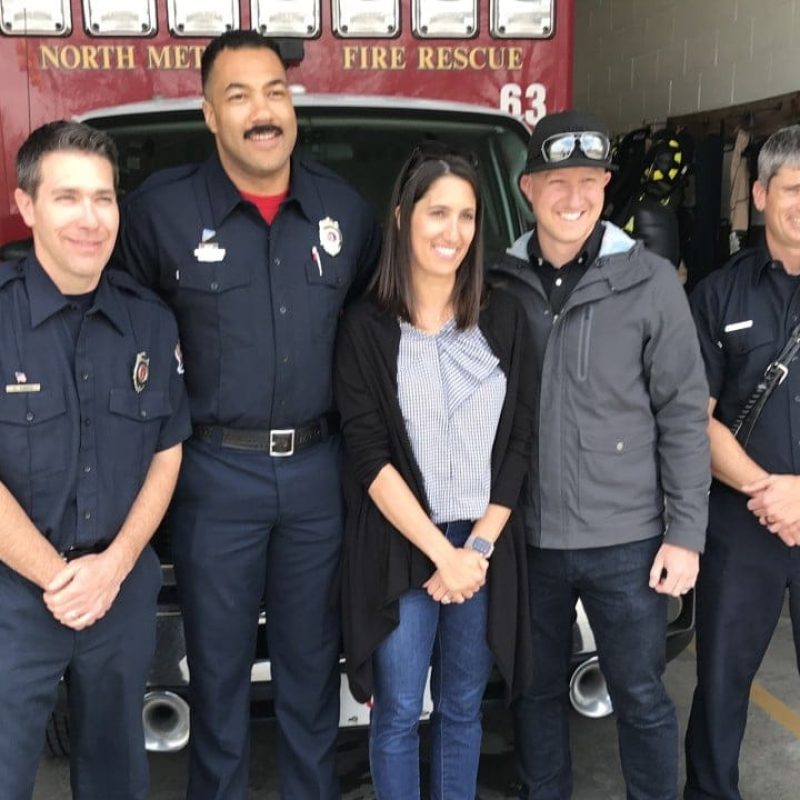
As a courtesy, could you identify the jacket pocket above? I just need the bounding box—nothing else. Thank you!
[576,306,593,382]
[578,425,658,523]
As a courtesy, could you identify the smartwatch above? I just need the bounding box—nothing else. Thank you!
[464,534,494,559]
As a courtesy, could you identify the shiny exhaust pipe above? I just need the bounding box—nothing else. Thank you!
[569,656,613,719]
[143,691,190,753]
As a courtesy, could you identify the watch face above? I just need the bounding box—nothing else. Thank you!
[470,537,493,556]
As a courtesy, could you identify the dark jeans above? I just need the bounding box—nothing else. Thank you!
[684,512,800,800]
[514,538,677,800]
[369,521,495,800]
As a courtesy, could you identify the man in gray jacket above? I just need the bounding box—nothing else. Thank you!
[492,110,710,800]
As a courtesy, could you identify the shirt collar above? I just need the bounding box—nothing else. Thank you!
[202,152,324,226]
[527,221,603,269]
[754,243,783,284]
[25,255,70,328]
[26,254,127,335]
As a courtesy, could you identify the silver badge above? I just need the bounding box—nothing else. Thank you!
[133,352,150,394]
[318,217,342,257]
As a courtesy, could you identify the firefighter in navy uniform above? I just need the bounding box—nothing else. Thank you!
[117,31,380,800]
[685,125,800,799]
[0,121,190,800]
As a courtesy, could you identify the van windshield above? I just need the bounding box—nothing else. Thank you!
[85,105,532,261]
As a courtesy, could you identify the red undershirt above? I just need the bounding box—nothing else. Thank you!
[240,189,288,225]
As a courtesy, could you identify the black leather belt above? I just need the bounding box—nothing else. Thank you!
[193,414,338,456]
[61,539,111,562]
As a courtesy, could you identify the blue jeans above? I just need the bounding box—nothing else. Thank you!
[369,520,495,800]
[514,538,677,800]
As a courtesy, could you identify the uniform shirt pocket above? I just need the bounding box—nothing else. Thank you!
[176,258,255,359]
[108,389,174,485]
[177,259,251,294]
[0,388,68,481]
[304,252,347,337]
[722,324,777,401]
[578,425,658,523]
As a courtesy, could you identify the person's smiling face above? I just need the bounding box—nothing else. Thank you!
[408,174,477,284]
[520,166,610,266]
[202,46,297,194]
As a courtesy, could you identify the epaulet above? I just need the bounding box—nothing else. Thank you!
[725,247,758,271]
[296,156,355,188]
[127,163,201,199]
[106,268,167,306]
[0,259,26,290]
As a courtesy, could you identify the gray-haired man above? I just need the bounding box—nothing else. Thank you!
[685,124,800,799]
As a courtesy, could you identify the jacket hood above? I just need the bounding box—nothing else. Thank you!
[506,220,636,261]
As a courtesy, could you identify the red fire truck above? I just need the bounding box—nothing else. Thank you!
[0,0,573,245]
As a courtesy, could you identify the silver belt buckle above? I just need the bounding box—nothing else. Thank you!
[769,361,789,385]
[269,428,295,457]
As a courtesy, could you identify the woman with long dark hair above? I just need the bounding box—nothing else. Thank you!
[335,143,534,799]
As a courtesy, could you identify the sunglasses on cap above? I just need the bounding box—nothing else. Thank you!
[541,131,611,164]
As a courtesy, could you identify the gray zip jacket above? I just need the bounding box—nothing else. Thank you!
[491,222,710,552]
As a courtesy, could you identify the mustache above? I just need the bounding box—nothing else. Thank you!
[244,124,282,139]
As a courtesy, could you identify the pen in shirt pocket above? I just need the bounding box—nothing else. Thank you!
[311,246,323,277]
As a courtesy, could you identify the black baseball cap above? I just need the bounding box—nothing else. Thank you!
[524,110,615,174]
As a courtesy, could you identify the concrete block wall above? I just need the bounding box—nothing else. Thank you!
[573,0,800,132]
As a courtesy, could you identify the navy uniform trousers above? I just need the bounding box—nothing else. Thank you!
[0,547,161,800]
[171,433,344,800]
[685,506,800,799]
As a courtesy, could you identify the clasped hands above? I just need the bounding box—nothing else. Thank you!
[42,550,126,631]
[742,474,800,546]
[423,547,488,605]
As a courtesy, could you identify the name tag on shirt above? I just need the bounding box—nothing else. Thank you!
[5,383,41,393]
[194,243,226,263]
[723,320,753,333]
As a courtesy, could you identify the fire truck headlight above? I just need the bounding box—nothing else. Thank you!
[1,0,71,35]
[168,0,239,37]
[252,0,320,37]
[332,0,399,38]
[490,0,554,38]
[83,0,156,36]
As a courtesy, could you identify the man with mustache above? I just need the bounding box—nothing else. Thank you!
[117,31,380,800]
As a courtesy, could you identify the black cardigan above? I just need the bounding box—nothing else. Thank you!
[334,286,535,703]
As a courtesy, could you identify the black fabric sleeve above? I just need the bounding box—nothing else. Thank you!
[334,314,393,489]
[689,275,726,400]
[156,316,192,451]
[490,297,535,509]
[345,213,382,305]
[114,193,160,289]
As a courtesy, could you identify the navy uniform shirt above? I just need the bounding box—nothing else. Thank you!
[117,154,381,429]
[691,245,800,524]
[0,256,191,553]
